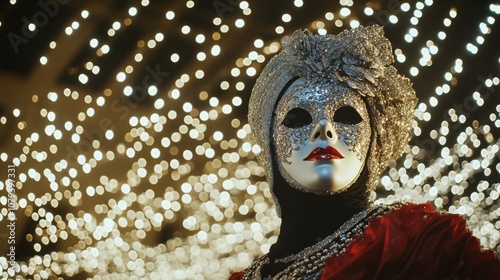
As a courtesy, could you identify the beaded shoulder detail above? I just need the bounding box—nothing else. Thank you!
[241,204,398,279]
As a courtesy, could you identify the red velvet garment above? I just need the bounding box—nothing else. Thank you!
[228,271,244,280]
[229,203,500,279]
[321,203,500,279]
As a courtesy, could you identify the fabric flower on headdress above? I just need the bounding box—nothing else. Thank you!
[248,25,417,212]
[281,26,393,97]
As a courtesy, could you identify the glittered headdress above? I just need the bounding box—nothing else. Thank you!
[248,25,417,206]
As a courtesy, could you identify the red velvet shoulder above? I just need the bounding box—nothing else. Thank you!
[321,203,500,279]
[228,271,244,280]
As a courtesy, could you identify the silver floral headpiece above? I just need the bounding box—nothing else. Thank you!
[248,25,417,212]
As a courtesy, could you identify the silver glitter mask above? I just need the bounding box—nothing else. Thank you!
[273,78,371,194]
[248,25,417,215]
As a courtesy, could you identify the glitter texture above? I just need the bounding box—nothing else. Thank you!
[273,80,371,194]
[248,25,418,211]
[240,204,396,279]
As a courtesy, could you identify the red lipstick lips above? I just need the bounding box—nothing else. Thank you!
[303,146,344,161]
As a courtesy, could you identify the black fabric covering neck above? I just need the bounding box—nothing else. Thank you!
[262,76,370,276]
[261,152,369,277]
[267,151,369,258]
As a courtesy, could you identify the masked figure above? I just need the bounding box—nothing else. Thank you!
[230,25,500,279]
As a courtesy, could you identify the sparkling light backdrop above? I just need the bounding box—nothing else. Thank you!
[0,1,499,279]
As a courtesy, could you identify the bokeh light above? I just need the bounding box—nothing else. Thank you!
[0,1,499,279]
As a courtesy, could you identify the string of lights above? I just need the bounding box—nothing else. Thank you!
[0,1,498,279]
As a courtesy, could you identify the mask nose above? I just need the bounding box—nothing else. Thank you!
[310,119,337,142]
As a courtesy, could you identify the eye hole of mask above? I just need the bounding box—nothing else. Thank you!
[334,106,363,124]
[282,107,313,128]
